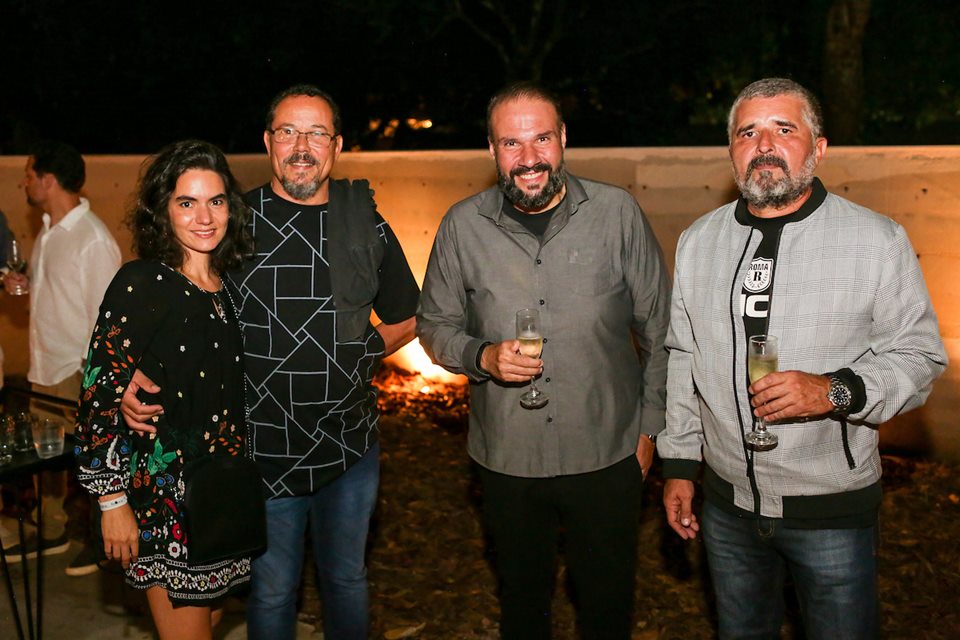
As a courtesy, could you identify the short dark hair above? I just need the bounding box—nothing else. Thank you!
[30,140,85,193]
[486,82,564,141]
[727,77,824,142]
[265,84,342,135]
[128,140,253,273]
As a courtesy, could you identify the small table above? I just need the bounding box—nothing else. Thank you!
[0,435,76,640]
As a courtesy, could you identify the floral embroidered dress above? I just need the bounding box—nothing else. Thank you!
[75,260,251,604]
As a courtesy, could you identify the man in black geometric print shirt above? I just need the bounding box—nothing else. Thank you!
[123,86,419,640]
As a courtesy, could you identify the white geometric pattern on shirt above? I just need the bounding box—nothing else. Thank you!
[236,187,388,497]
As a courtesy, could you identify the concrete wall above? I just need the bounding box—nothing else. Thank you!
[2,147,958,457]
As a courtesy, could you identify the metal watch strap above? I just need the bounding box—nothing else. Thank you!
[827,374,853,413]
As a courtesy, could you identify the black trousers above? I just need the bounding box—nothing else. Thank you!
[477,454,643,640]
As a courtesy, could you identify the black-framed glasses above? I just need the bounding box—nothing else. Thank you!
[268,127,337,148]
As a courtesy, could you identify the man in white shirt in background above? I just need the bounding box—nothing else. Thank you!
[3,140,121,576]
[0,207,10,391]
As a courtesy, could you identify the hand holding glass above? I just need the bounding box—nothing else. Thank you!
[5,238,29,295]
[746,335,779,451]
[516,309,548,409]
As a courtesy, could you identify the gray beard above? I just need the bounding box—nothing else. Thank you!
[281,176,321,201]
[735,152,817,210]
[498,161,567,211]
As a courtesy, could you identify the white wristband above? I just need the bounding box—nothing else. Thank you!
[99,495,128,511]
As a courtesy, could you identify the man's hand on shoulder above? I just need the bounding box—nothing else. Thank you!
[749,371,832,422]
[120,369,163,435]
[480,340,543,383]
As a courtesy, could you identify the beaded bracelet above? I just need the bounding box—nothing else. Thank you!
[99,495,128,511]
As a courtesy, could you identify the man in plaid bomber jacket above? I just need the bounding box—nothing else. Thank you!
[657,78,947,640]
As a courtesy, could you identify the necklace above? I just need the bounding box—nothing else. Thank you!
[160,262,227,323]
[211,293,227,323]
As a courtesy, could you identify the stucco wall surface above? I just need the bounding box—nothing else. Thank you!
[1,147,957,457]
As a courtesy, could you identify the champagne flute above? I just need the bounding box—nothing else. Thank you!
[745,334,779,451]
[516,308,548,409]
[5,238,29,295]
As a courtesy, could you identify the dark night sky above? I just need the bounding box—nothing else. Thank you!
[2,0,959,155]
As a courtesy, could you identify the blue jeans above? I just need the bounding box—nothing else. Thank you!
[247,443,380,640]
[701,500,878,640]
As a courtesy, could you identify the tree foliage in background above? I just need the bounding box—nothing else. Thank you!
[823,0,872,143]
[0,0,957,154]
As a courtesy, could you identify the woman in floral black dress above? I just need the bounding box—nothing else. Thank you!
[75,140,254,639]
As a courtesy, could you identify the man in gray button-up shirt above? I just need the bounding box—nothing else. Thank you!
[418,83,670,639]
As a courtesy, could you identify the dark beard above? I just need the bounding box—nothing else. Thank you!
[498,161,567,212]
[735,153,816,210]
[281,151,321,201]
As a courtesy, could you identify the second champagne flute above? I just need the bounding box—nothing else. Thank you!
[5,238,29,295]
[516,308,548,409]
[745,334,779,451]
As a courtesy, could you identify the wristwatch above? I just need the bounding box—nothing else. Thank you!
[827,375,853,413]
[642,433,658,446]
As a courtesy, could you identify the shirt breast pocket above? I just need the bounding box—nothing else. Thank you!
[566,247,617,296]
[342,240,383,306]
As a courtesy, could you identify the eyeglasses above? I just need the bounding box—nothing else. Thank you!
[268,127,338,148]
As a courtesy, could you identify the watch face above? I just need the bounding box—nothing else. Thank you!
[829,377,852,410]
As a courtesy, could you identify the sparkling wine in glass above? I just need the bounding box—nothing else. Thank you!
[745,334,779,451]
[516,308,548,409]
[5,238,29,295]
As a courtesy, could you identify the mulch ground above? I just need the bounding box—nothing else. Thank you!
[292,370,960,639]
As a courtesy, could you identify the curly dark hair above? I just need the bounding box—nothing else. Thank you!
[128,140,253,273]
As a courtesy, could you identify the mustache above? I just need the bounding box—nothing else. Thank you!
[748,154,789,173]
[284,151,318,166]
[510,162,553,178]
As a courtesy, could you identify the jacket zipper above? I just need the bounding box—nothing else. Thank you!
[729,228,762,515]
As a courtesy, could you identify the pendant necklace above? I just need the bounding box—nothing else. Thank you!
[211,293,227,322]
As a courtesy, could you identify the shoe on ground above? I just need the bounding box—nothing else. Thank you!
[65,543,105,577]
[2,533,71,563]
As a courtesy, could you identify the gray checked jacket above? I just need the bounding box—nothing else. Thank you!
[658,186,947,519]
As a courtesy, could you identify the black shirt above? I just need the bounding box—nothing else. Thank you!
[501,198,561,239]
[233,185,419,497]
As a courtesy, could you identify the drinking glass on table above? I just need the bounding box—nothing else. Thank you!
[746,334,779,451]
[33,418,65,459]
[13,412,37,453]
[0,414,14,464]
[516,308,548,409]
[5,238,29,295]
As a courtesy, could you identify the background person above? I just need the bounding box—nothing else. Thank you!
[2,140,121,576]
[0,207,9,393]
